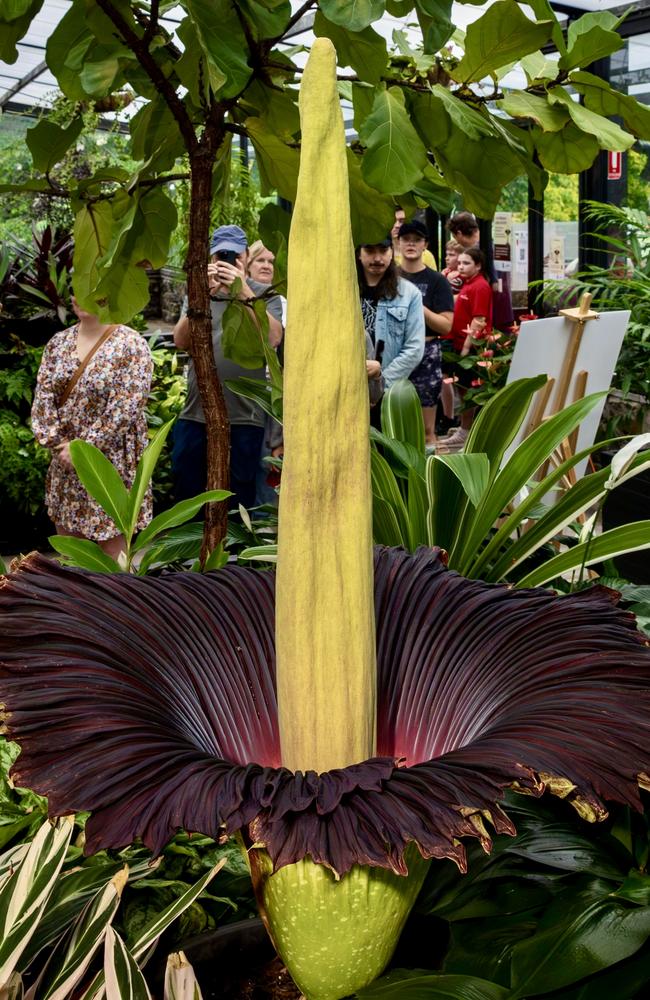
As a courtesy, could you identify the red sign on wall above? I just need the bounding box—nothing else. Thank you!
[608,151,623,181]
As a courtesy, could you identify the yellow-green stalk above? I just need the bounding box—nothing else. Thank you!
[253,39,431,1000]
[275,37,376,773]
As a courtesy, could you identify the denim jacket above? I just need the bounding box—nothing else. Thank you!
[373,278,425,389]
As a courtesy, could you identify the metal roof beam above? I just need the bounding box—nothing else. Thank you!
[0,60,47,108]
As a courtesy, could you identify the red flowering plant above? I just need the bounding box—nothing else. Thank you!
[2,44,650,1000]
[443,324,520,408]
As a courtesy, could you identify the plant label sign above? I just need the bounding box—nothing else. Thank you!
[504,309,631,481]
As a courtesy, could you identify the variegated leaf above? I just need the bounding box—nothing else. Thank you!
[164,952,203,1000]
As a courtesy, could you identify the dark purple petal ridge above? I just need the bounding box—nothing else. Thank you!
[1,549,649,877]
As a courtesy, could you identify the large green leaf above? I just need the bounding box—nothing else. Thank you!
[129,98,185,174]
[425,86,495,141]
[516,521,650,589]
[126,421,174,540]
[381,379,425,453]
[500,92,569,133]
[68,439,130,536]
[183,0,251,98]
[236,0,291,40]
[225,376,278,422]
[222,300,267,369]
[314,11,388,85]
[434,453,490,508]
[359,87,428,194]
[426,454,469,552]
[466,376,547,482]
[0,818,74,986]
[415,0,454,54]
[451,1,552,83]
[570,71,650,140]
[559,11,624,73]
[0,0,42,62]
[407,467,428,550]
[510,899,650,997]
[25,117,83,174]
[136,523,204,574]
[534,124,600,174]
[372,495,407,547]
[468,438,622,581]
[241,80,300,139]
[431,127,522,218]
[319,0,385,33]
[48,537,122,574]
[547,88,635,152]
[347,149,397,245]
[356,969,508,998]
[453,391,604,573]
[133,490,232,553]
[371,449,410,545]
[246,118,300,202]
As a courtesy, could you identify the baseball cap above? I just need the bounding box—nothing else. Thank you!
[209,225,248,255]
[398,219,428,240]
[360,236,392,249]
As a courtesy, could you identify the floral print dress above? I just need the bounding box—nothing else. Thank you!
[31,324,153,541]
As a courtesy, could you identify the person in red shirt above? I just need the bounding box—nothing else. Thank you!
[438,247,493,452]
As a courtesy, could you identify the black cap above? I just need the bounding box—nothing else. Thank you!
[398,219,428,240]
[360,236,392,249]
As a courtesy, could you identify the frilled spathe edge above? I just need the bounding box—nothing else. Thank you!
[2,549,650,878]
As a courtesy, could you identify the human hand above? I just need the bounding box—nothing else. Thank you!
[366,359,382,380]
[54,441,73,468]
[213,259,253,300]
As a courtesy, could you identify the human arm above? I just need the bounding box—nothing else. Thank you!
[30,337,66,450]
[423,306,453,336]
[423,273,454,336]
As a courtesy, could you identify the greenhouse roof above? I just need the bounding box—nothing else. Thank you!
[1,0,648,116]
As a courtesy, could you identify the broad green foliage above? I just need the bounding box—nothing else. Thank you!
[371,378,650,585]
[4,0,650,320]
[51,421,231,572]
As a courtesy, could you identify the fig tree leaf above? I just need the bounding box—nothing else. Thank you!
[236,0,291,40]
[0,0,42,63]
[314,11,388,85]
[184,0,251,98]
[222,301,266,369]
[571,71,650,139]
[129,97,185,173]
[241,80,300,138]
[559,11,624,72]
[427,84,495,139]
[534,123,599,173]
[45,1,94,100]
[175,17,210,107]
[352,82,376,132]
[246,118,300,202]
[519,50,560,83]
[524,0,566,55]
[347,149,396,246]
[359,87,428,194]
[411,164,453,215]
[451,0,552,83]
[319,0,385,33]
[548,88,635,151]
[25,116,83,175]
[431,125,521,217]
[415,0,454,54]
[499,91,570,132]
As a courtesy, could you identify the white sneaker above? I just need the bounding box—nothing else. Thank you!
[435,428,468,453]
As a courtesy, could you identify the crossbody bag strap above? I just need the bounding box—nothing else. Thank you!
[57,324,118,408]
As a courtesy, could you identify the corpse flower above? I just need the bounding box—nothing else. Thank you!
[2,39,650,1000]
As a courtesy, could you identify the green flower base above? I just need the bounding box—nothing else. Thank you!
[253,846,430,1000]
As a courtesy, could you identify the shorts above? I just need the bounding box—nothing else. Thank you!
[409,339,442,407]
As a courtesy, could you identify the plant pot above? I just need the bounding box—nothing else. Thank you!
[600,389,650,438]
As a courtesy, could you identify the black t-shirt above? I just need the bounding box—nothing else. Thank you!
[400,267,454,323]
[360,283,382,346]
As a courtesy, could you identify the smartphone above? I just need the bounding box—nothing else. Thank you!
[216,249,238,265]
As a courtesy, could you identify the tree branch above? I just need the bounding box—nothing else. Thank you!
[143,0,159,46]
[94,0,198,154]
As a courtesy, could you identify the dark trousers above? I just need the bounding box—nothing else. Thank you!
[171,418,264,511]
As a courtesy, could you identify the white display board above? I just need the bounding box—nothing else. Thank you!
[504,309,630,480]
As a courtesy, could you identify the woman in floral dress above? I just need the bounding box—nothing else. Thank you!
[31,298,153,559]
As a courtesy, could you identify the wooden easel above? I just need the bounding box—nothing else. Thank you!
[528,292,600,486]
